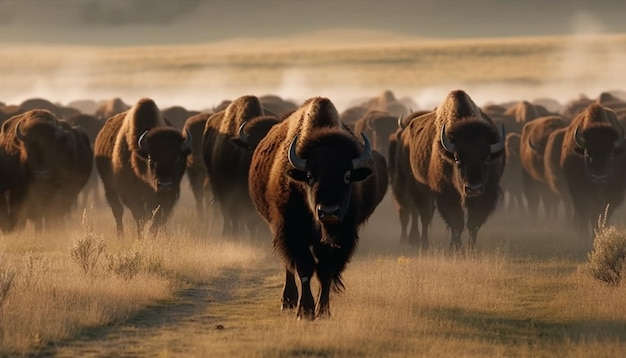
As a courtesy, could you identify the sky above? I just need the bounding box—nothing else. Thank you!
[0,0,625,45]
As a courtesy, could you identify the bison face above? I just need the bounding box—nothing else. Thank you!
[573,126,625,183]
[286,132,372,244]
[440,123,505,198]
[16,120,69,181]
[137,128,192,193]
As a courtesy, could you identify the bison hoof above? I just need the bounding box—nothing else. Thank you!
[297,307,315,321]
[281,300,297,310]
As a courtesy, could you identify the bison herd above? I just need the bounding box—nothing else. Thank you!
[1,88,625,319]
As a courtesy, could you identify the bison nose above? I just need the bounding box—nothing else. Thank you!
[464,183,483,197]
[157,178,174,192]
[317,204,341,224]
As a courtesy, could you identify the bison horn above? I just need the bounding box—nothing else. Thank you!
[490,124,506,154]
[138,129,149,152]
[181,128,192,152]
[237,121,249,145]
[15,120,26,142]
[573,126,585,150]
[440,125,455,153]
[288,136,307,171]
[352,132,372,169]
[397,114,405,130]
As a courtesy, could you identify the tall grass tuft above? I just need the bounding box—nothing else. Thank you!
[69,210,106,275]
[582,207,626,286]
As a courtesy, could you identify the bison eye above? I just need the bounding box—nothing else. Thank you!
[306,171,315,185]
[454,156,461,165]
[343,171,351,184]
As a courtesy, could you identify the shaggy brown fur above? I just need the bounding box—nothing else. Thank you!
[94,98,191,236]
[0,110,92,232]
[519,115,569,221]
[543,127,572,223]
[162,105,200,131]
[249,97,386,320]
[560,103,626,236]
[19,98,80,119]
[394,90,505,251]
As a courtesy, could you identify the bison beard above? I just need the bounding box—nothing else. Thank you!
[249,97,385,320]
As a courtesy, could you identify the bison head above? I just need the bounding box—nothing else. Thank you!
[286,130,373,245]
[230,116,281,151]
[573,125,625,183]
[440,122,506,198]
[15,116,70,181]
[137,127,192,192]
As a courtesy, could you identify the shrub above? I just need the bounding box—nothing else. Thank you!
[105,250,144,280]
[69,210,106,275]
[583,214,626,286]
[0,260,15,308]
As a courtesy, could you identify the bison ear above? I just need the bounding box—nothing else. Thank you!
[350,167,373,182]
[286,168,309,183]
[229,137,250,150]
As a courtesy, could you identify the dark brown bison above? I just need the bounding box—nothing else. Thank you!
[0,110,93,232]
[65,113,106,208]
[543,127,572,223]
[259,94,299,118]
[183,112,211,215]
[249,97,386,319]
[388,110,432,243]
[354,110,400,162]
[392,90,505,251]
[161,105,200,131]
[560,103,626,236]
[520,115,569,221]
[94,98,191,235]
[19,98,81,119]
[94,97,130,121]
[202,95,278,239]
[502,133,524,213]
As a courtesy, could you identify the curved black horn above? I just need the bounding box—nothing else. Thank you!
[138,130,149,152]
[181,128,192,152]
[237,121,249,144]
[440,125,455,153]
[352,132,372,169]
[397,114,405,130]
[490,124,506,154]
[288,136,306,171]
[15,120,26,142]
[573,126,585,150]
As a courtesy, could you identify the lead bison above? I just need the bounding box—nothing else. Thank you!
[94,98,192,236]
[0,109,93,232]
[560,103,626,236]
[392,90,505,251]
[249,97,387,319]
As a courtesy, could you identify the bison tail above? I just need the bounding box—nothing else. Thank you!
[332,274,346,293]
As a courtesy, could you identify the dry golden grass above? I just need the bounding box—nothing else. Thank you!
[1,31,626,356]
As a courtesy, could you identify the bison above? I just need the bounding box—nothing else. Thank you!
[392,90,505,251]
[520,115,569,221]
[94,98,191,236]
[501,133,524,213]
[354,110,400,162]
[0,109,93,232]
[183,112,212,215]
[560,103,626,236]
[249,97,386,319]
[202,95,279,239]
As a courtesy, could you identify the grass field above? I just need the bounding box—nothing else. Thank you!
[1,31,626,357]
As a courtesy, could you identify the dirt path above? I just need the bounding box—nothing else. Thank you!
[35,264,282,357]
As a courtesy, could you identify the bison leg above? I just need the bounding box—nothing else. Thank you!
[397,204,410,243]
[188,173,206,216]
[436,195,464,251]
[407,206,420,246]
[295,253,316,320]
[281,269,298,310]
[103,189,124,236]
[522,173,540,223]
